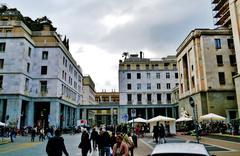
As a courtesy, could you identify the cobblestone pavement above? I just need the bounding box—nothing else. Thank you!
[0,133,240,156]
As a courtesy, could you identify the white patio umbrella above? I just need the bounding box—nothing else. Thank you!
[147,115,176,123]
[199,113,226,121]
[0,121,6,127]
[128,117,147,123]
[176,116,193,122]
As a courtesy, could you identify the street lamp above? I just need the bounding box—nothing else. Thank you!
[189,96,200,143]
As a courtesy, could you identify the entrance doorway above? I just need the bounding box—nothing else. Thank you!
[34,102,50,128]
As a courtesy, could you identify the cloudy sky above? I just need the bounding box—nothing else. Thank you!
[2,0,213,92]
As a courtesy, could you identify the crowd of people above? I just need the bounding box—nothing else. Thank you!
[45,125,138,156]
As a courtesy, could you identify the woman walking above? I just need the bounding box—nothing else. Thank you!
[79,130,91,156]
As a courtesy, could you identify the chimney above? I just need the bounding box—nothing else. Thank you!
[140,51,143,59]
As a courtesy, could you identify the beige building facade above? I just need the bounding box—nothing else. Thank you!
[177,28,238,121]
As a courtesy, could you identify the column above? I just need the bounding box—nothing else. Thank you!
[145,108,148,119]
[6,98,22,129]
[50,101,60,128]
[81,108,87,120]
[0,99,4,121]
[165,108,168,117]
[110,108,114,125]
[152,108,154,118]
[27,101,34,126]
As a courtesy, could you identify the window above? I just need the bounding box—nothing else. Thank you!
[40,81,47,93]
[27,63,30,73]
[166,83,171,89]
[42,51,48,60]
[167,93,171,103]
[157,94,161,103]
[137,94,142,103]
[74,70,77,78]
[216,55,223,66]
[0,59,4,69]
[127,64,130,70]
[0,75,3,89]
[147,94,152,103]
[157,83,161,89]
[164,63,169,69]
[127,83,131,90]
[156,73,160,79]
[137,83,141,90]
[215,38,221,49]
[28,47,31,57]
[227,39,234,49]
[146,64,149,70]
[41,66,47,75]
[229,55,236,66]
[62,71,65,79]
[218,72,225,84]
[147,83,151,90]
[25,78,29,91]
[227,96,235,100]
[175,73,178,79]
[0,43,6,52]
[173,64,177,69]
[127,73,131,79]
[166,73,170,79]
[137,73,141,79]
[147,73,151,79]
[127,94,132,103]
[63,56,65,65]
[136,64,140,70]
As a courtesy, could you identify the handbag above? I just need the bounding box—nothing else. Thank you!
[78,142,82,148]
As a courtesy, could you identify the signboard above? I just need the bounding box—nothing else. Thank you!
[131,108,136,118]
[122,114,128,122]
[77,119,87,126]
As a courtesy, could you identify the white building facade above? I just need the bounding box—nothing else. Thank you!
[118,52,178,122]
[0,7,83,129]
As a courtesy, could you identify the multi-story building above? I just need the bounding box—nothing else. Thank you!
[95,91,119,125]
[82,75,96,125]
[0,6,83,129]
[119,52,178,122]
[176,28,238,121]
[211,0,240,118]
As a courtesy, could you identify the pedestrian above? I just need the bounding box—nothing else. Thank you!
[110,132,116,150]
[31,127,36,142]
[101,129,111,156]
[10,128,15,142]
[153,122,159,144]
[39,128,45,141]
[90,128,98,151]
[159,123,166,144]
[127,133,134,156]
[78,130,91,156]
[112,134,129,156]
[97,128,104,156]
[46,129,69,156]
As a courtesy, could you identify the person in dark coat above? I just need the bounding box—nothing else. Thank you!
[46,129,69,156]
[79,130,91,156]
[110,132,116,150]
[31,128,36,142]
[153,124,159,144]
[90,128,98,151]
[159,123,166,144]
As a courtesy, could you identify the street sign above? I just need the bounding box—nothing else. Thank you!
[131,108,136,118]
[122,114,128,122]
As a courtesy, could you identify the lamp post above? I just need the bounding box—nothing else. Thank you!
[189,96,200,143]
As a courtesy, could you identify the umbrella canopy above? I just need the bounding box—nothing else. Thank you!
[147,115,176,123]
[128,117,147,123]
[199,113,226,121]
[0,121,6,126]
[176,116,193,122]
